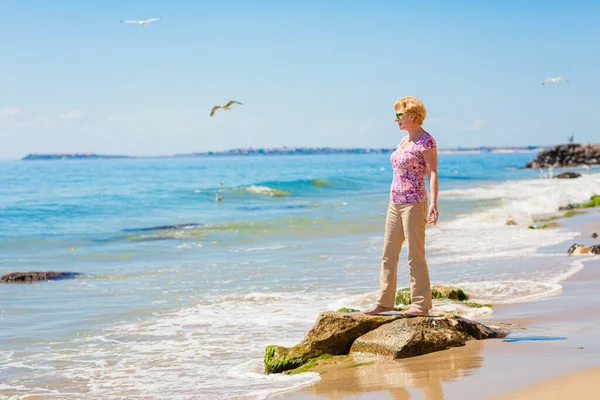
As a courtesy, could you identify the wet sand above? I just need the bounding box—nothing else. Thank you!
[270,213,600,400]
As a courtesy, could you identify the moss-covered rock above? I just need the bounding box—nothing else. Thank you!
[284,354,333,375]
[432,285,470,301]
[533,215,561,223]
[559,194,600,210]
[264,312,403,374]
[582,195,600,208]
[264,344,312,374]
[396,285,471,306]
[528,222,560,229]
[336,307,360,313]
[564,210,586,218]
[267,313,511,374]
[395,290,412,306]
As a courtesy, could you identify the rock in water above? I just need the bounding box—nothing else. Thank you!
[350,317,507,359]
[264,311,507,374]
[592,232,598,239]
[568,244,590,255]
[568,244,600,255]
[264,312,404,374]
[553,171,582,179]
[0,271,81,283]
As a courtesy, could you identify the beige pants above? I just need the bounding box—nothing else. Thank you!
[377,201,432,310]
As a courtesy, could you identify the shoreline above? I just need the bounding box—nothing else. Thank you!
[270,209,600,400]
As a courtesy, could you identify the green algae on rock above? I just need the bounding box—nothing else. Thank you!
[395,285,470,306]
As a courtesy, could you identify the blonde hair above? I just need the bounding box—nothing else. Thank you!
[394,96,427,125]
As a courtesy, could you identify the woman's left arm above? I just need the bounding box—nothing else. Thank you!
[424,148,438,225]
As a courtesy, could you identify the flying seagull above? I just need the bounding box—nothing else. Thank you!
[120,17,161,26]
[542,77,569,85]
[210,100,243,117]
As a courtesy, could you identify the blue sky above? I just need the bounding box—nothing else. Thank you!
[1,0,599,159]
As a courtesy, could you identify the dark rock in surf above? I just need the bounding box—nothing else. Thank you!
[553,172,582,179]
[122,223,201,232]
[1,271,81,283]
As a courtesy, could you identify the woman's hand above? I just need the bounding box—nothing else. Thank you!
[427,204,439,225]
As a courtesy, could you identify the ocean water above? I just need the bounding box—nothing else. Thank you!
[1,153,599,399]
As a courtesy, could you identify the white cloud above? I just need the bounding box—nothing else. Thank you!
[60,110,84,120]
[0,108,20,118]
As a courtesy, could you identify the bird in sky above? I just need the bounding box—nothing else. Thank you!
[120,18,161,26]
[210,100,243,117]
[542,77,569,85]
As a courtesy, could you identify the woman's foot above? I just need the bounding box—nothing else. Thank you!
[402,307,429,317]
[363,305,395,315]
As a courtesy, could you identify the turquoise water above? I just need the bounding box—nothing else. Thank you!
[1,153,598,399]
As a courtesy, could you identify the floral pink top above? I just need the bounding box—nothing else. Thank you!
[390,132,437,204]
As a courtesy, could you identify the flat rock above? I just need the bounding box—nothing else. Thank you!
[0,271,81,283]
[350,317,507,359]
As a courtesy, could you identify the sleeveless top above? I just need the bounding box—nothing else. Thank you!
[389,132,437,204]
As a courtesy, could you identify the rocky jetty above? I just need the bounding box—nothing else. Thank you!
[264,311,507,374]
[525,144,600,168]
[1,271,81,283]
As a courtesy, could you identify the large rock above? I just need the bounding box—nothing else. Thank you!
[526,144,600,168]
[0,271,81,283]
[264,312,404,373]
[264,312,507,374]
[350,317,507,359]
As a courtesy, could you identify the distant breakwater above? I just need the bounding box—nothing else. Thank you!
[21,146,548,160]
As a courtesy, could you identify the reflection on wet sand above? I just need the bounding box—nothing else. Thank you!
[275,340,486,400]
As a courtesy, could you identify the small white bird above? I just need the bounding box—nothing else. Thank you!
[216,194,224,201]
[542,77,569,85]
[120,17,161,26]
[210,100,243,117]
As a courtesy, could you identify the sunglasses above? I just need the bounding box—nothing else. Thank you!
[395,112,404,119]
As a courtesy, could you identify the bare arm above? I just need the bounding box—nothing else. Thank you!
[423,148,439,225]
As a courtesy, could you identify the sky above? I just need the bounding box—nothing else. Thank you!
[1,0,599,159]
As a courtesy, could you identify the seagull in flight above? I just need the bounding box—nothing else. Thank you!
[542,77,569,85]
[120,17,161,26]
[210,100,243,117]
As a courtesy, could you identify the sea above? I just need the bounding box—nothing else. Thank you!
[1,152,599,399]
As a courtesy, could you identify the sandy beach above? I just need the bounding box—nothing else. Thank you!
[271,211,600,400]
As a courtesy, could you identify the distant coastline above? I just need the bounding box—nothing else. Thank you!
[21,146,548,160]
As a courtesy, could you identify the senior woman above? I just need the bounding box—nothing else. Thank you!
[365,96,438,316]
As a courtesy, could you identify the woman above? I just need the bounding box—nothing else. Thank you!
[365,96,438,316]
